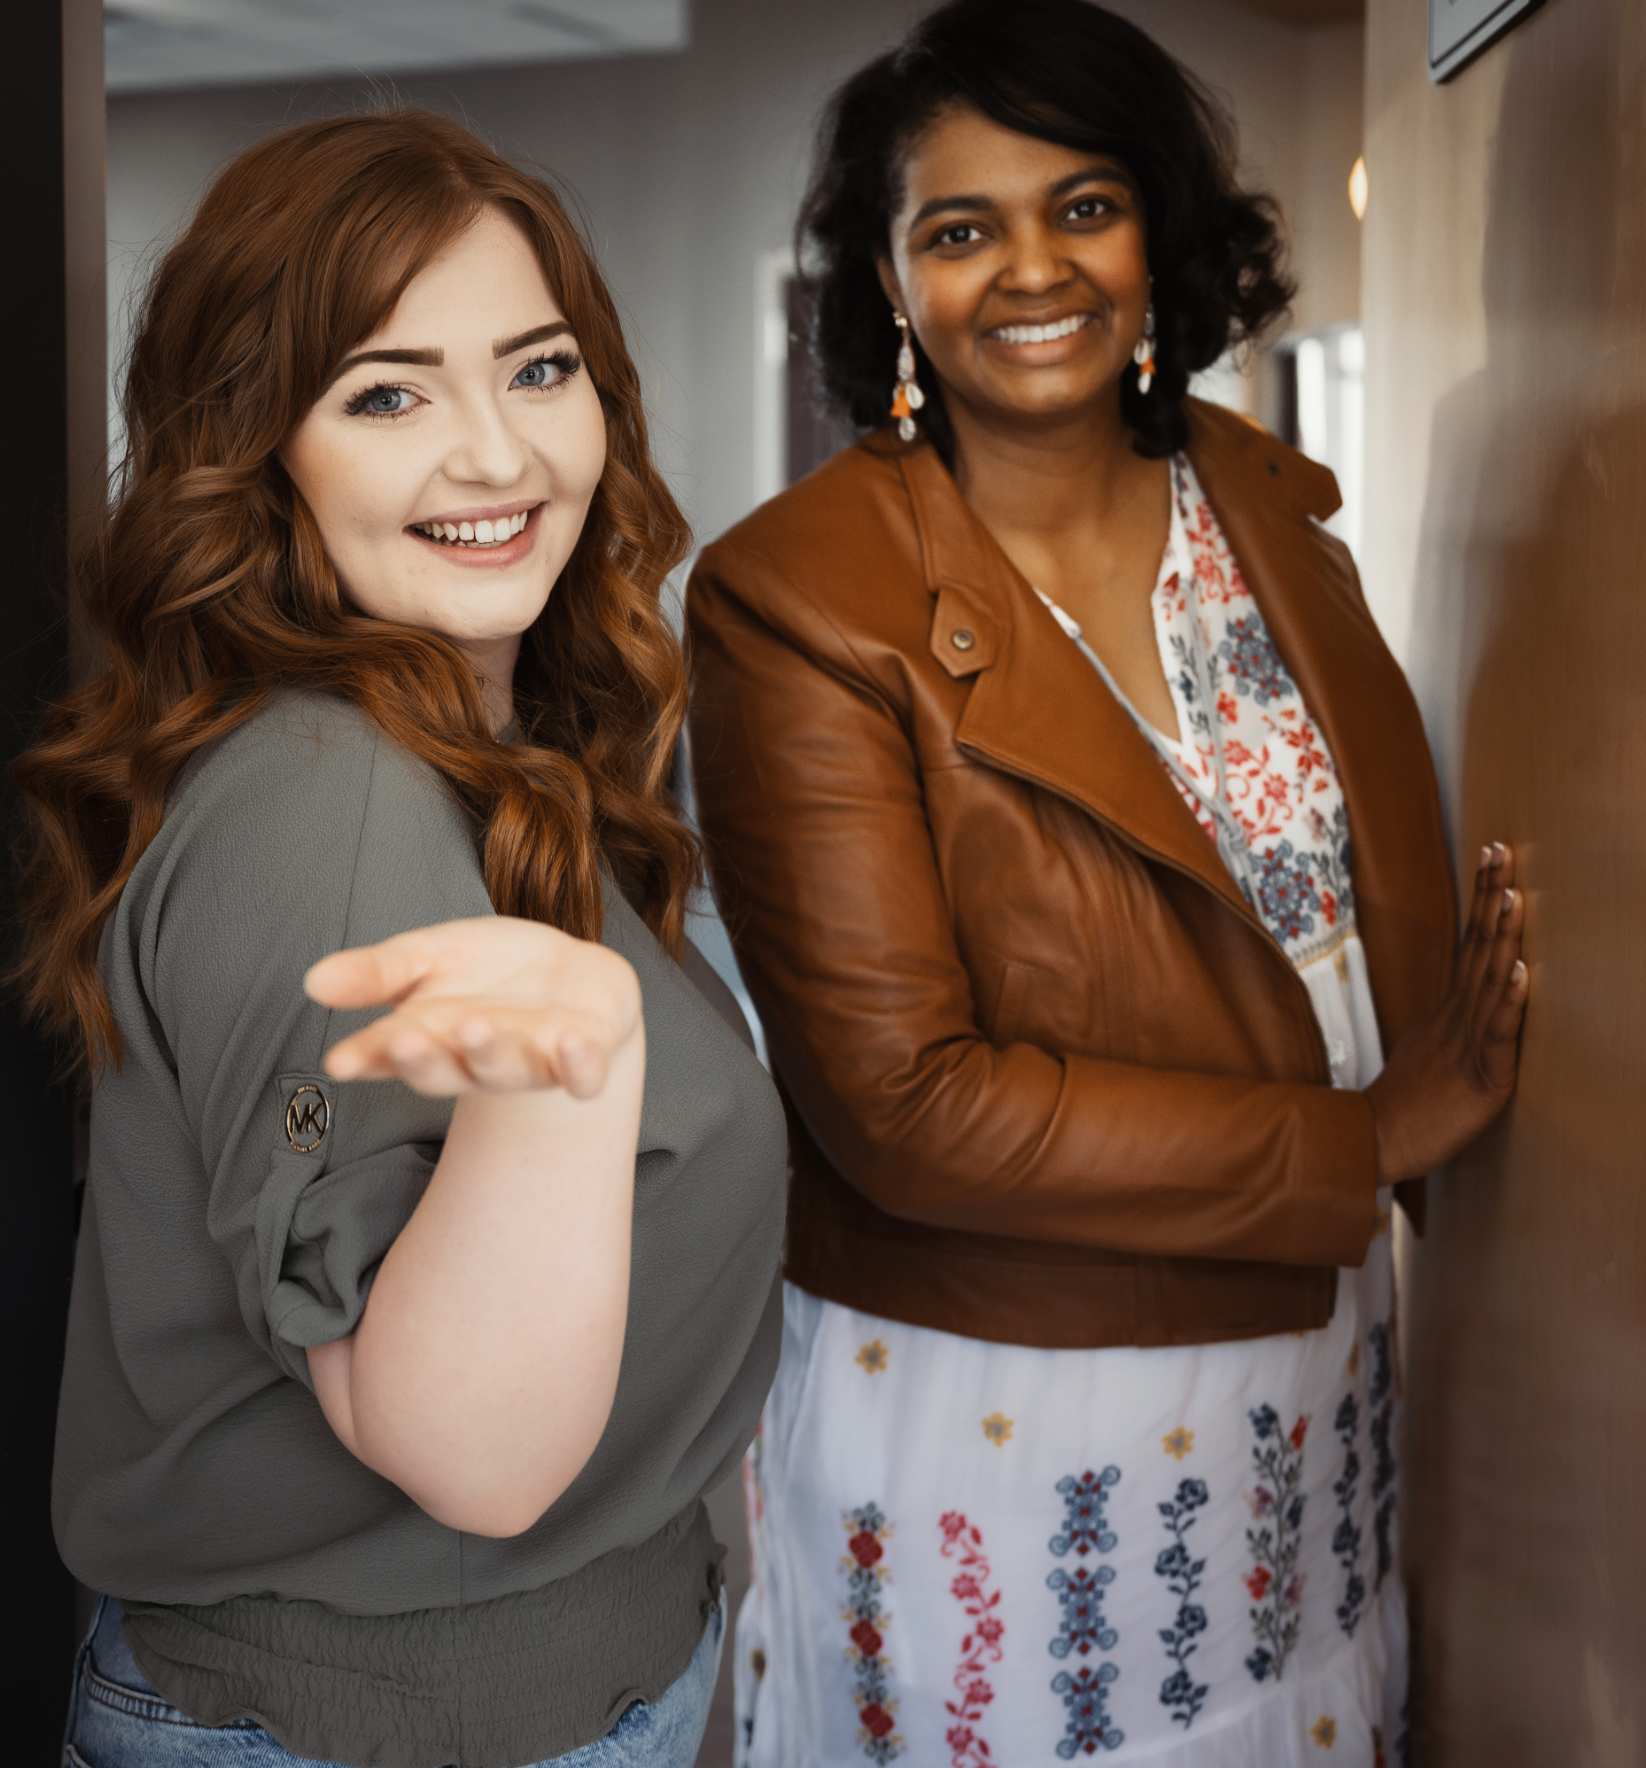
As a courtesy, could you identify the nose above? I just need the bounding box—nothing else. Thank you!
[999,222,1073,298]
[442,390,531,488]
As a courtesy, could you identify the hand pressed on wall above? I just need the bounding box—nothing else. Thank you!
[1365,843,1529,1183]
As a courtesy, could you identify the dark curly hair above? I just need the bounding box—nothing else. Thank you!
[798,0,1296,460]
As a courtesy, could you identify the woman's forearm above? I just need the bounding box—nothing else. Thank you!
[335,1031,645,1536]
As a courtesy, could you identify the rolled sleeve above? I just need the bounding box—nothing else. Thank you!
[146,695,495,1386]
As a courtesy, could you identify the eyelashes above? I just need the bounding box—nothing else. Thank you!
[341,348,584,422]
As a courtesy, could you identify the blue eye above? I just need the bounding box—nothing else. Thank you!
[344,383,420,420]
[512,349,582,391]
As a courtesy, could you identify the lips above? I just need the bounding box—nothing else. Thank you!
[405,502,541,568]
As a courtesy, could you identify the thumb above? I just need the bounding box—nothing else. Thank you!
[304,928,439,1010]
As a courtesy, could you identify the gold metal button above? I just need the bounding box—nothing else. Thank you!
[950,628,976,652]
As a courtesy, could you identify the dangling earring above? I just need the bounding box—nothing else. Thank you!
[891,311,925,441]
[1133,300,1157,395]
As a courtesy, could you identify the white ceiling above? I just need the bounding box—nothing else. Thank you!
[105,0,690,94]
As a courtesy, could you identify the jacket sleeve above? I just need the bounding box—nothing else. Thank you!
[686,537,1380,1271]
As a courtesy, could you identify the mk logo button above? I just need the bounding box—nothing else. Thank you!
[284,1084,329,1153]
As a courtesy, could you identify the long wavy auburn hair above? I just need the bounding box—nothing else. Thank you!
[13,109,698,1074]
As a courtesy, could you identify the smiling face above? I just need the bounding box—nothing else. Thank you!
[282,205,607,707]
[878,104,1151,440]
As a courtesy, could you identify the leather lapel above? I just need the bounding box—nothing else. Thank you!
[897,404,1454,1037]
[900,439,1255,924]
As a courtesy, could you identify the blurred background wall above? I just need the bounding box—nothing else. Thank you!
[1361,0,1646,1761]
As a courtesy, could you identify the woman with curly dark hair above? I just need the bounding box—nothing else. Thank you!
[685,2,1527,1761]
[17,110,786,1768]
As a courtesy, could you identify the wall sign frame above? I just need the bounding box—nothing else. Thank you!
[1430,0,1547,83]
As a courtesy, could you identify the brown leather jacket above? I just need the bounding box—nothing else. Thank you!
[685,399,1455,1350]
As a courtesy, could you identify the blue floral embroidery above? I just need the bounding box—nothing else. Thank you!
[1253,840,1322,943]
[1300,803,1357,931]
[1332,1391,1366,1637]
[1244,1406,1308,1685]
[1368,1324,1398,1592]
[1053,1665,1122,1761]
[1216,614,1295,707]
[1048,1468,1124,1754]
[1155,1478,1210,1728]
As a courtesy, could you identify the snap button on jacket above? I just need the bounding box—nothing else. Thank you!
[685,400,1455,1350]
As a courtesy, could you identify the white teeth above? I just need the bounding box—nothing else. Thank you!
[993,314,1091,346]
[414,508,533,546]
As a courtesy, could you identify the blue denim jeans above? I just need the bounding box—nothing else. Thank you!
[65,1590,726,1768]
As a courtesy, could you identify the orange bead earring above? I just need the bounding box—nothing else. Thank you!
[1133,300,1157,395]
[891,311,925,440]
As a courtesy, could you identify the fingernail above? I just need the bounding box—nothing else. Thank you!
[1503,888,1516,911]
[1512,959,1527,986]
[1490,843,1507,866]
[1479,845,1492,869]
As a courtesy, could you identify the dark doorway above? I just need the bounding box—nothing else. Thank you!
[2,0,104,1750]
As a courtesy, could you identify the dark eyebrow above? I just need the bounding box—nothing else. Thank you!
[492,320,572,357]
[331,345,443,382]
[905,161,1139,234]
[328,321,572,388]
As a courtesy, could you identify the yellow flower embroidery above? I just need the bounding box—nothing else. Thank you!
[981,1412,1014,1446]
[750,1648,767,1681]
[856,1339,889,1375]
[1347,1343,1361,1379]
[1311,1716,1338,1748]
[1162,1427,1195,1461]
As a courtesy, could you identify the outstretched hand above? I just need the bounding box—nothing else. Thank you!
[1365,842,1529,1183]
[304,917,642,1100]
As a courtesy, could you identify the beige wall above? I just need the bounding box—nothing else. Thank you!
[1362,0,1646,1760]
[1289,18,1365,337]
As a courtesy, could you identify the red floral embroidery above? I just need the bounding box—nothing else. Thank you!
[939,1511,1004,1767]
[1246,1565,1273,1601]
[1291,1415,1311,1451]
[849,1530,884,1567]
[861,1703,894,1740]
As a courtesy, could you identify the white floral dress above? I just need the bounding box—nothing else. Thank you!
[733,456,1407,1768]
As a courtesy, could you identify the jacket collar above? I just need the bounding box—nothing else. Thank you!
[896,399,1454,1031]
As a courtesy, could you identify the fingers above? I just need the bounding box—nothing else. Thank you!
[322,1000,619,1099]
[1457,841,1513,995]
[305,930,439,1011]
[304,917,512,1011]
[1468,858,1529,1087]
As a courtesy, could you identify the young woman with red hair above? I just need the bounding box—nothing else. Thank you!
[15,111,785,1768]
